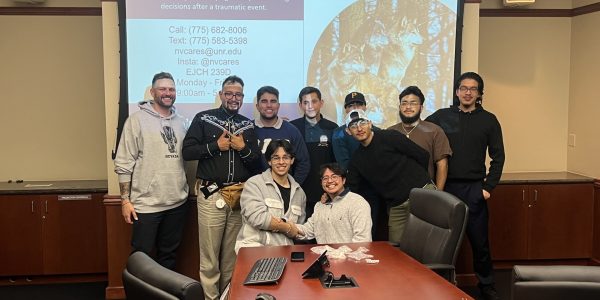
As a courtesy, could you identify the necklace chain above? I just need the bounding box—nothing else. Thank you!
[401,121,419,138]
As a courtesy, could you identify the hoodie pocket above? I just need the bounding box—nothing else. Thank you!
[143,171,188,206]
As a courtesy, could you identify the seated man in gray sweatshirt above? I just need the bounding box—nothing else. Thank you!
[295,163,372,244]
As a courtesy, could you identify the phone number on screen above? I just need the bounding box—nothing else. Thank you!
[190,37,248,45]
[188,26,248,35]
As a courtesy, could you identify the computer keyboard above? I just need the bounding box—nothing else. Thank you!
[243,256,288,285]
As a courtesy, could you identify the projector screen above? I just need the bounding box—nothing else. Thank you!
[118,0,463,128]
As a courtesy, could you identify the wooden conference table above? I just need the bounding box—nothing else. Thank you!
[229,241,473,300]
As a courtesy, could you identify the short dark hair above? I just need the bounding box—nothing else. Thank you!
[222,75,244,88]
[399,86,425,105]
[152,72,174,87]
[455,72,484,103]
[298,86,321,103]
[319,163,346,179]
[256,86,279,103]
[264,139,294,162]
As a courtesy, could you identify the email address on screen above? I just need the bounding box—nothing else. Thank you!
[174,47,242,57]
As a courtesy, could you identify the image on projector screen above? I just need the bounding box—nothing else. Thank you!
[307,0,457,127]
[121,0,459,129]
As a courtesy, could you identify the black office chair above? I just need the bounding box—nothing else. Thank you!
[397,188,468,284]
[512,265,600,300]
[122,251,203,300]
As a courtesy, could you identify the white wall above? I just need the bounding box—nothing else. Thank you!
[0,13,106,180]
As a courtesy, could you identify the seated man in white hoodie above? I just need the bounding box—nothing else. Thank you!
[235,139,306,253]
[295,163,372,244]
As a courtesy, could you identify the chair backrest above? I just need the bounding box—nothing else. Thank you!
[512,265,600,300]
[123,251,203,300]
[398,188,468,266]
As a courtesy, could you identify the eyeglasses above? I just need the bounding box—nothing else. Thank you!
[348,120,369,130]
[458,86,479,93]
[400,101,420,107]
[321,174,342,182]
[271,155,292,162]
[223,91,244,100]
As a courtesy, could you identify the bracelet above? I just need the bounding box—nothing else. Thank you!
[121,200,131,206]
[284,223,292,235]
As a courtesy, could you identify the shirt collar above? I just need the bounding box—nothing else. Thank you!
[326,187,350,204]
[254,116,283,129]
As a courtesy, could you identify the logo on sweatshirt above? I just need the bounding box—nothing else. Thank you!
[161,126,177,153]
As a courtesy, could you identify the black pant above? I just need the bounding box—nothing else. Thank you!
[445,180,494,286]
[131,201,188,270]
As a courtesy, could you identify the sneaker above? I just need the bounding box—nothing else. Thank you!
[479,285,499,300]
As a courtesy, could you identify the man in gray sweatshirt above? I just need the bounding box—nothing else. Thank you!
[295,163,372,244]
[114,72,189,270]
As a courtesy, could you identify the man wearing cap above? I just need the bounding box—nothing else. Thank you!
[388,86,452,190]
[332,92,372,170]
[182,75,261,300]
[290,86,338,218]
[254,85,310,185]
[332,92,382,236]
[345,109,433,244]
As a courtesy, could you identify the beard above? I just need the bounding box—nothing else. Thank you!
[222,105,239,115]
[155,96,175,109]
[221,99,241,114]
[399,111,421,124]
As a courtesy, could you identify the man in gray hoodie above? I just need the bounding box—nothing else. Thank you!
[114,72,189,270]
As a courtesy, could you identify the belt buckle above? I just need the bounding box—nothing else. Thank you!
[205,182,219,193]
[198,179,214,187]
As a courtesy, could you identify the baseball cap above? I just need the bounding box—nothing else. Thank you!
[344,92,366,108]
[345,109,369,128]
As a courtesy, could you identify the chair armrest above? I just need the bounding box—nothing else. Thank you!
[426,263,455,271]
[151,271,203,299]
[126,252,203,300]
[512,266,600,300]
[514,265,600,283]
[426,263,456,283]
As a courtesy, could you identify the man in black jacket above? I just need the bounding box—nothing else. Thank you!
[182,75,261,300]
[426,72,505,300]
[345,109,432,244]
[290,86,338,219]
